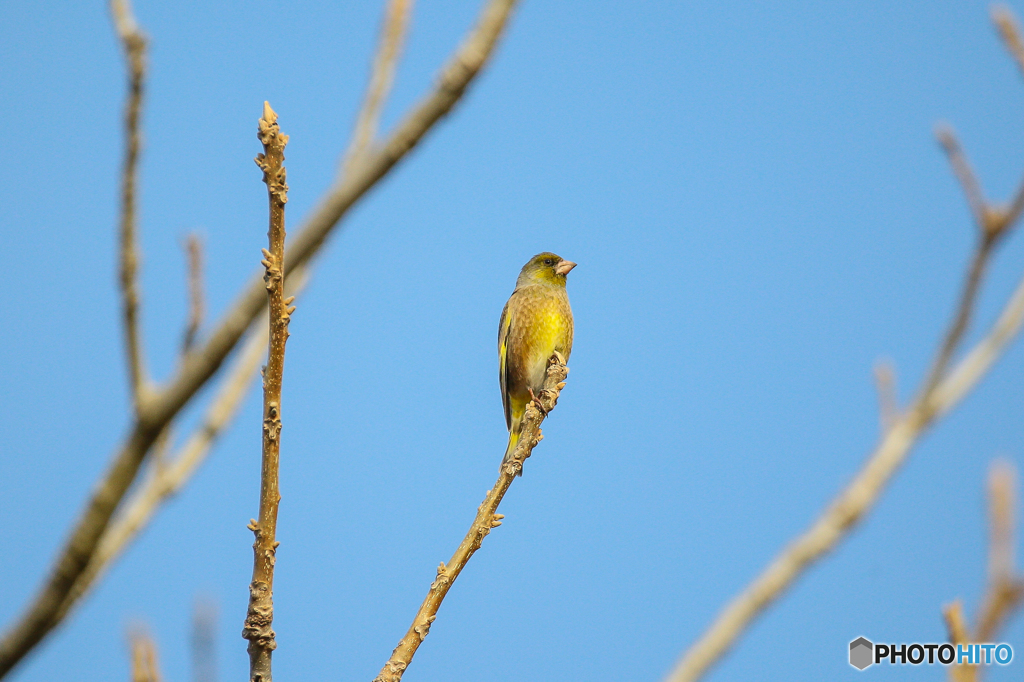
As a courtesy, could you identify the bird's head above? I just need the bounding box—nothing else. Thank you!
[516,252,577,288]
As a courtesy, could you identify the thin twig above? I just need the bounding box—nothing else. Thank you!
[0,1,518,675]
[992,8,1024,228]
[976,462,1024,642]
[183,234,205,354]
[944,600,971,645]
[994,6,1024,78]
[936,127,989,232]
[112,0,151,413]
[944,462,1023,682]
[374,355,568,682]
[987,462,1017,588]
[922,126,1009,397]
[128,628,162,682]
[344,0,414,173]
[923,120,1024,396]
[922,237,995,395]
[943,601,975,682]
[241,102,293,682]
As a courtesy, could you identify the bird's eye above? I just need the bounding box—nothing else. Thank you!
[544,259,554,266]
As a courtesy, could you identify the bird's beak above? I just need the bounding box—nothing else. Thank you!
[555,260,577,276]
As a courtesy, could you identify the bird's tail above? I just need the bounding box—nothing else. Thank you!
[501,427,522,476]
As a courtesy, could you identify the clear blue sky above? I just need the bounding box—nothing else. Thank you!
[3,1,1024,680]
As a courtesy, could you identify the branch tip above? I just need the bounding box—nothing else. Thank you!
[344,0,415,172]
[994,6,1024,77]
[128,627,163,682]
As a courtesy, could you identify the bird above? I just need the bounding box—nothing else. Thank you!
[498,252,576,474]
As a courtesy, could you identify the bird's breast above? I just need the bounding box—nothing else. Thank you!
[508,287,573,392]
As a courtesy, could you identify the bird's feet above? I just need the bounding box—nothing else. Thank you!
[528,388,549,415]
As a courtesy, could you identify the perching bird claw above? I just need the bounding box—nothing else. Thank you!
[528,387,549,415]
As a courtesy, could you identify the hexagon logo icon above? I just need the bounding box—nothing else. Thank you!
[849,637,874,670]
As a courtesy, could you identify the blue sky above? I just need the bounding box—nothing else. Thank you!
[2,1,1024,681]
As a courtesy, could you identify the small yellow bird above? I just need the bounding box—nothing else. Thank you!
[498,252,576,473]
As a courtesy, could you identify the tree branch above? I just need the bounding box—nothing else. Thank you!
[374,355,568,682]
[991,8,1024,232]
[943,462,1023,682]
[0,1,518,675]
[112,0,151,414]
[241,102,293,682]
[976,462,1024,643]
[128,628,162,682]
[994,6,1024,79]
[344,0,414,173]
[936,126,989,233]
[923,124,1018,397]
[943,601,974,682]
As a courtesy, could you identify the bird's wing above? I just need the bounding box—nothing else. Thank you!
[498,295,514,431]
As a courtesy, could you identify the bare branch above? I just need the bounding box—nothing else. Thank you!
[922,237,995,395]
[944,600,971,645]
[943,462,1023,682]
[112,0,151,413]
[937,126,990,232]
[927,267,1024,413]
[943,601,975,682]
[992,9,1024,229]
[920,125,1018,396]
[241,102,292,682]
[976,461,1024,642]
[926,43,1024,395]
[0,1,518,674]
[183,234,205,354]
[994,6,1024,78]
[344,0,415,172]
[128,628,162,682]
[374,355,568,682]
[988,462,1017,583]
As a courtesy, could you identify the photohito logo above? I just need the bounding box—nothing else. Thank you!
[849,637,1013,670]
